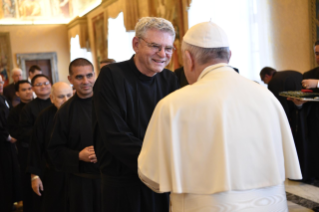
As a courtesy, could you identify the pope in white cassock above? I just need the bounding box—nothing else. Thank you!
[138,22,302,212]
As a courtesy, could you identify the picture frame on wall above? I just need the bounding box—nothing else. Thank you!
[0,32,13,86]
[92,12,108,72]
[310,0,319,68]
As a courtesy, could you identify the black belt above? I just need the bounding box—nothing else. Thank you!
[72,173,101,179]
[101,174,141,187]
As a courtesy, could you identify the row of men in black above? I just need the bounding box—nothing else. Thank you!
[4,16,188,212]
[260,40,319,184]
[0,64,46,211]
[49,17,178,212]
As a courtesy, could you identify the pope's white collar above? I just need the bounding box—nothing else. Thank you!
[197,63,230,82]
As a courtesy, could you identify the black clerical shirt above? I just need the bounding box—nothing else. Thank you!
[93,56,180,177]
[48,93,99,175]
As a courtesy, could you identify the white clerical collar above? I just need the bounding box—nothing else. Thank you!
[197,63,230,82]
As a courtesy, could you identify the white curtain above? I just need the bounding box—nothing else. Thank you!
[188,0,273,83]
[108,12,135,63]
[70,35,93,63]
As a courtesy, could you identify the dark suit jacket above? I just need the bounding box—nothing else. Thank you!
[268,70,303,119]
[3,83,20,107]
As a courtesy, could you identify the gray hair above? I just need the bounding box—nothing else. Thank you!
[135,17,175,39]
[11,68,22,76]
[182,41,230,65]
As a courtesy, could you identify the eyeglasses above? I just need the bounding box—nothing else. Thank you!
[139,37,175,54]
[34,81,50,87]
[0,81,4,85]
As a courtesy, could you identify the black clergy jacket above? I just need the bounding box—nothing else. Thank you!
[92,55,180,177]
[17,98,52,146]
[48,93,99,175]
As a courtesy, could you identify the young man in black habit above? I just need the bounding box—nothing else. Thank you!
[93,17,180,212]
[7,80,33,141]
[27,82,73,212]
[0,76,23,212]
[48,58,101,212]
[17,75,52,212]
[7,80,33,210]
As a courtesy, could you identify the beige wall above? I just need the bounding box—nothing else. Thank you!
[269,0,312,73]
[0,24,70,82]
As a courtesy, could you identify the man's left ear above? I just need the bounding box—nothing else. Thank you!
[49,94,54,104]
[67,75,72,84]
[132,37,140,52]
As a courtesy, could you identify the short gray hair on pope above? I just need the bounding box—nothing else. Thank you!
[135,17,175,39]
[182,41,230,65]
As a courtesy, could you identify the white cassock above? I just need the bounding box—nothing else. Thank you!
[138,63,302,212]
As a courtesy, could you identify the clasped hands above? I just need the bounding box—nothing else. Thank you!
[79,145,97,163]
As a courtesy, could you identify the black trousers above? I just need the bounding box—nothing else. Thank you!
[101,174,169,212]
[68,174,102,212]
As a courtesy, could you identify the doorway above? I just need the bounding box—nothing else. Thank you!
[16,52,59,83]
[25,59,53,83]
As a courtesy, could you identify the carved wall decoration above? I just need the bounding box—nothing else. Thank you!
[0,32,13,86]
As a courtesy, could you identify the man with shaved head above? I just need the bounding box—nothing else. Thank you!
[3,68,23,107]
[27,82,72,212]
[48,58,101,212]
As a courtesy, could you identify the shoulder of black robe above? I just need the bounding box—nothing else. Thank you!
[18,98,52,144]
[268,70,303,118]
[174,67,188,87]
[7,102,26,139]
[93,55,180,175]
[27,104,57,177]
[48,94,99,174]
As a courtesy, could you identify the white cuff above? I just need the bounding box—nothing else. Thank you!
[317,80,319,88]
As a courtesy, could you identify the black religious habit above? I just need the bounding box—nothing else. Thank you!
[48,93,101,212]
[0,95,22,212]
[17,97,52,212]
[27,104,67,212]
[92,56,180,212]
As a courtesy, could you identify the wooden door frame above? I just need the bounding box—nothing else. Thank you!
[16,52,59,83]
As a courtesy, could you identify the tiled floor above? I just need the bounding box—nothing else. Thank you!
[286,179,319,211]
[11,180,319,211]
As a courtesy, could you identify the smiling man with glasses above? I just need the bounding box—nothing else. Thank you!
[17,74,52,212]
[93,17,180,212]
